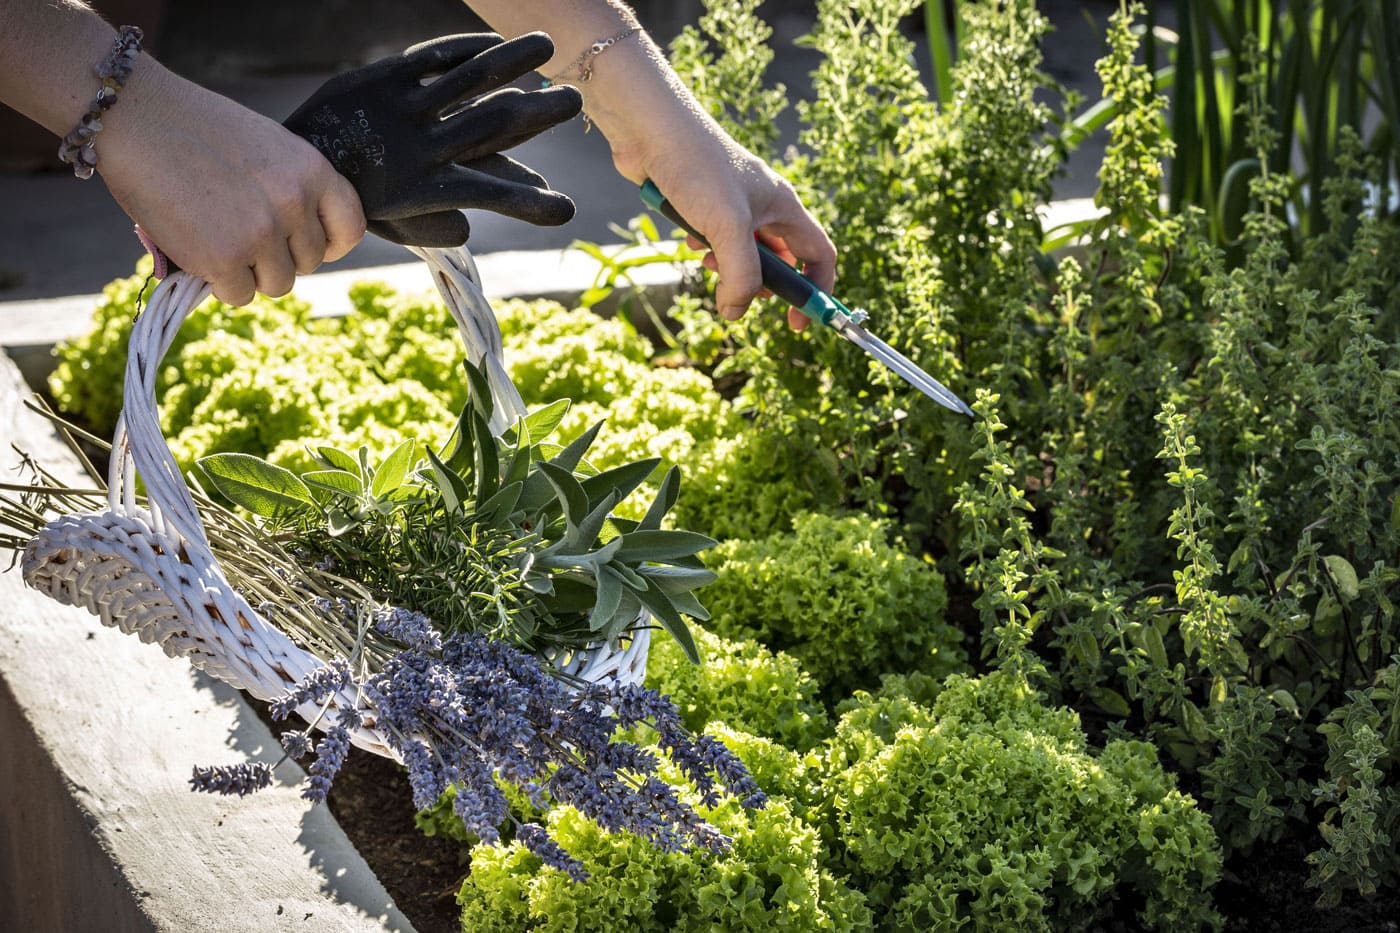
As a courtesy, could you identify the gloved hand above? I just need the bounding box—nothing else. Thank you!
[283,32,582,247]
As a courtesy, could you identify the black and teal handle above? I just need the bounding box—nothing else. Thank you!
[639,179,848,327]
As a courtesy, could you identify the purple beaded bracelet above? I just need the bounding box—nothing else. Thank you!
[57,25,144,180]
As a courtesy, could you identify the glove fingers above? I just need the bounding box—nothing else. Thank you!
[399,33,503,76]
[434,86,582,163]
[378,165,576,227]
[416,32,558,115]
[457,153,550,190]
[369,212,471,248]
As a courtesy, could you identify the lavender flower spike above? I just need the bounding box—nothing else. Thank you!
[190,762,274,797]
[518,823,589,882]
[269,658,352,721]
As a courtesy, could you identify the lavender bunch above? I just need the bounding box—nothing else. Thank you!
[193,606,765,882]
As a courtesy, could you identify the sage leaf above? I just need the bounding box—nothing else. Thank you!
[538,461,589,528]
[198,453,315,519]
[614,529,716,562]
[313,445,362,478]
[512,398,571,446]
[302,469,364,500]
[370,439,416,498]
[591,566,624,632]
[637,565,718,594]
[580,458,662,509]
[426,447,470,515]
[549,421,603,474]
[462,357,495,423]
[635,586,699,664]
[639,466,680,531]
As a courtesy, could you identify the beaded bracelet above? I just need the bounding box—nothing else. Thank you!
[58,25,144,180]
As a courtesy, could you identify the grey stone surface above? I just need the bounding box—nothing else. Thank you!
[0,351,416,932]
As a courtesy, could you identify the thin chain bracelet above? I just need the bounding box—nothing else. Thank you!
[58,25,144,179]
[546,27,640,84]
[542,26,640,132]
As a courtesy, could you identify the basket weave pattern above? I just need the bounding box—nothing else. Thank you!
[22,246,649,757]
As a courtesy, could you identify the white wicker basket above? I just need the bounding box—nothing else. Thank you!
[21,245,650,758]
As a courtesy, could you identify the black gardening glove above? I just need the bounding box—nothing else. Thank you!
[284,32,582,247]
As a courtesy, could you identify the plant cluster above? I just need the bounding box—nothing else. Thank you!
[196,361,714,660]
[825,671,1223,930]
[658,0,1399,916]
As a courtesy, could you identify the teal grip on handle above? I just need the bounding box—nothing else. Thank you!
[639,180,847,328]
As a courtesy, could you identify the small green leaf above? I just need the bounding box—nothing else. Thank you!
[635,586,699,664]
[614,529,716,563]
[639,467,680,531]
[198,453,315,519]
[637,565,717,594]
[1086,687,1131,718]
[538,462,590,527]
[664,589,710,622]
[476,481,522,524]
[591,566,624,632]
[519,398,571,444]
[326,507,360,537]
[471,412,500,503]
[580,458,662,511]
[1323,555,1360,602]
[608,561,648,591]
[371,440,416,498]
[462,358,495,423]
[302,469,364,500]
[313,445,362,477]
[443,398,476,474]
[549,421,604,475]
[1178,699,1211,743]
[571,491,617,552]
[425,447,470,514]
[1140,621,1169,669]
[1272,689,1300,716]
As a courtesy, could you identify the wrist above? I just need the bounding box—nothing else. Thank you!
[560,33,720,182]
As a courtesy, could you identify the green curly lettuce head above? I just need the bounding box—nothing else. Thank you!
[669,426,843,543]
[701,511,966,702]
[647,626,831,752]
[456,727,871,933]
[824,670,1223,931]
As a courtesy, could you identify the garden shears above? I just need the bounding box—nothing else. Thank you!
[640,180,972,416]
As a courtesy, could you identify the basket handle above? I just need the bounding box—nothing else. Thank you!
[109,246,528,545]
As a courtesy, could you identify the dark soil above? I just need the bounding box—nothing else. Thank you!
[1214,839,1400,933]
[325,749,467,933]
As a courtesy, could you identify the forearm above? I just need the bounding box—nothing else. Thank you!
[463,0,717,181]
[468,1,836,323]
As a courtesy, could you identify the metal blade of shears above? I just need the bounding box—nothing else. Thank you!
[640,179,972,416]
[830,317,973,415]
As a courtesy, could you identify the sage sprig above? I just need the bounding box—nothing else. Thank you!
[198,359,713,662]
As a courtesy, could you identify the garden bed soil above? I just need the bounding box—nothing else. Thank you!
[326,749,464,933]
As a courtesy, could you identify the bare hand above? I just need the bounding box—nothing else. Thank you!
[99,64,366,305]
